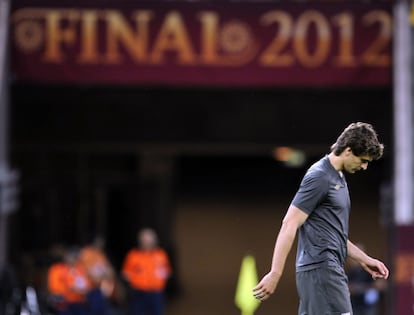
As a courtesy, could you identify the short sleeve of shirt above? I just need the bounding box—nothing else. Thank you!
[291,170,330,215]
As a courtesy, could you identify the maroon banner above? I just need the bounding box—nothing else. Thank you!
[11,2,392,87]
[394,226,414,315]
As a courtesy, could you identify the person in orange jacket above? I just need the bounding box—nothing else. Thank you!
[47,257,68,313]
[122,228,171,315]
[79,236,114,315]
[48,247,91,315]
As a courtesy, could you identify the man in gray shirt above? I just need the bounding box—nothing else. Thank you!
[253,122,389,315]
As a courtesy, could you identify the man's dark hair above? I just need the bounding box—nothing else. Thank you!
[330,122,384,159]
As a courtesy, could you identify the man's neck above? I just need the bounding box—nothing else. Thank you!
[328,152,344,172]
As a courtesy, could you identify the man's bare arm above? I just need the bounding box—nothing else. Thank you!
[253,205,308,301]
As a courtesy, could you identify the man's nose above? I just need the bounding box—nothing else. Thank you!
[361,163,368,170]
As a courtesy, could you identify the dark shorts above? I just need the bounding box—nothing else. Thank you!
[296,266,353,315]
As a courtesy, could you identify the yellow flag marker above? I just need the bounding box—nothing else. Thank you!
[235,255,261,315]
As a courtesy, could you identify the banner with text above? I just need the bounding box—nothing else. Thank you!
[11,1,392,86]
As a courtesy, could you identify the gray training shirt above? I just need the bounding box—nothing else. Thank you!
[292,155,351,271]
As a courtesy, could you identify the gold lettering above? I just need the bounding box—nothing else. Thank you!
[293,11,331,68]
[395,254,414,283]
[78,10,99,63]
[259,11,294,67]
[360,10,391,67]
[150,11,196,64]
[332,12,356,67]
[43,10,79,63]
[105,10,153,64]
[198,12,220,64]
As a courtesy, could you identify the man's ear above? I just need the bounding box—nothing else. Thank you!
[344,147,352,155]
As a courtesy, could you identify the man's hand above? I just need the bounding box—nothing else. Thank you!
[347,240,390,280]
[252,271,281,301]
[361,258,389,280]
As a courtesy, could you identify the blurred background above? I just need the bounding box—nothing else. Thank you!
[0,0,413,314]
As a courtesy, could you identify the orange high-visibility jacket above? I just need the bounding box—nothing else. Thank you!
[122,248,171,292]
[47,263,67,297]
[79,246,115,297]
[47,262,90,303]
[79,246,111,282]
